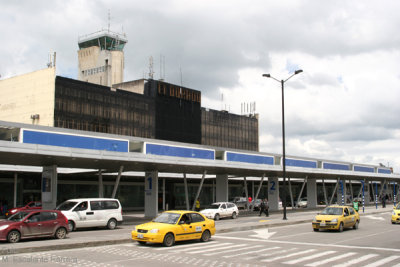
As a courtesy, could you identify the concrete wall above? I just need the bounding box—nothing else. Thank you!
[0,67,55,126]
[78,46,124,87]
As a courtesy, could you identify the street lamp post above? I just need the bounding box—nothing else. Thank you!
[262,69,303,220]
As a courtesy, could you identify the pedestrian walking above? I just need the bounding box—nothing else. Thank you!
[259,198,269,217]
[382,194,386,208]
[195,199,200,211]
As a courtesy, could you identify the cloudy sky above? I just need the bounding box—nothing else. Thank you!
[1,0,399,172]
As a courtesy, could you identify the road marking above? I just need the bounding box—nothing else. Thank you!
[222,246,280,258]
[154,241,229,250]
[214,235,400,252]
[243,247,297,260]
[365,215,385,221]
[305,252,356,266]
[283,250,336,264]
[261,249,316,262]
[206,244,260,256]
[250,228,276,240]
[363,255,400,267]
[187,243,247,254]
[332,229,398,245]
[331,254,379,267]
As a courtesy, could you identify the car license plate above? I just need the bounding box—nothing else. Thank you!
[137,233,144,239]
[320,222,326,226]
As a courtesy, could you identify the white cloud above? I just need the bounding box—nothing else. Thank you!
[1,0,399,172]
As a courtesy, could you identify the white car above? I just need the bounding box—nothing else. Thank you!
[200,202,239,220]
[297,198,307,208]
[56,198,123,231]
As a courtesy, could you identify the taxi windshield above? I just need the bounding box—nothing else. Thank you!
[153,213,181,224]
[321,207,343,215]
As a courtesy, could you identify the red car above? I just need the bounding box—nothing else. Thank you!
[5,201,42,217]
[0,210,69,243]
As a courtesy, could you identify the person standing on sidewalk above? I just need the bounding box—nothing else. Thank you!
[259,199,269,217]
[195,199,201,211]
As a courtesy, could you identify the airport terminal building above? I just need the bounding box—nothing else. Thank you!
[0,29,397,213]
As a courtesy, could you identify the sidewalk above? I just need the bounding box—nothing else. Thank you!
[0,205,393,255]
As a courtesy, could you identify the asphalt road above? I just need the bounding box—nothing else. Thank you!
[1,210,398,267]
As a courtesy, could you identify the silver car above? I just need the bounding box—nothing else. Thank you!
[200,202,239,220]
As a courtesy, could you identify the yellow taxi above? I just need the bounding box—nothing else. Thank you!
[391,203,400,224]
[131,210,216,247]
[312,205,360,232]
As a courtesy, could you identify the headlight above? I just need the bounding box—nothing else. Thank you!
[149,229,159,233]
[0,225,9,231]
[10,209,17,213]
[331,218,338,223]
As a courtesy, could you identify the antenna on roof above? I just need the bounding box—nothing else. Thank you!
[108,10,111,32]
[148,56,154,79]
[159,54,165,81]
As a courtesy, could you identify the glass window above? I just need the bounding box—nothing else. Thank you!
[28,213,41,222]
[90,201,102,210]
[190,213,205,223]
[41,212,57,221]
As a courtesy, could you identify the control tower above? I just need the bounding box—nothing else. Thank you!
[77,29,127,87]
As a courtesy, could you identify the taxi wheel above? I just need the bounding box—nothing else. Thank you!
[55,227,67,239]
[200,230,211,242]
[138,241,147,246]
[313,228,319,232]
[163,233,175,247]
[232,212,237,219]
[353,220,359,229]
[7,230,21,243]
[68,221,75,232]
[107,219,117,230]
[214,213,220,221]
[338,222,344,232]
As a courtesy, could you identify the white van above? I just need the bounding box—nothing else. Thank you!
[56,198,123,231]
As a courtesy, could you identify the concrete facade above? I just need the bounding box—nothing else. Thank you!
[0,67,55,126]
[78,46,124,87]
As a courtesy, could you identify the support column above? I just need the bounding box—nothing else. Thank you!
[42,165,58,210]
[365,180,371,205]
[98,170,103,198]
[307,178,317,209]
[183,173,189,210]
[111,166,124,199]
[145,171,158,218]
[268,177,279,211]
[13,173,17,208]
[337,179,346,205]
[216,174,228,202]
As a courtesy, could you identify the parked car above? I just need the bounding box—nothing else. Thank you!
[232,197,248,210]
[5,201,42,218]
[0,210,69,243]
[391,203,400,224]
[131,210,216,247]
[250,199,262,211]
[312,205,360,232]
[297,198,307,208]
[200,202,239,220]
[56,198,123,231]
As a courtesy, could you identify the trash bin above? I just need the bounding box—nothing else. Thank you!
[353,201,359,212]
